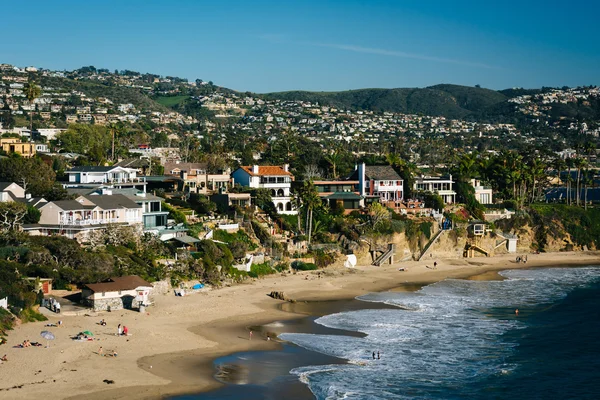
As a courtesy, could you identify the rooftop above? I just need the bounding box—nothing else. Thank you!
[239,166,292,176]
[84,275,152,293]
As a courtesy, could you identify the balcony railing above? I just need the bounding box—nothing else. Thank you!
[60,218,120,226]
[106,177,146,183]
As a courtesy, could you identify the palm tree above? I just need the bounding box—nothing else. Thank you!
[300,180,321,245]
[565,158,574,205]
[325,150,343,179]
[583,168,593,210]
[529,157,546,203]
[23,80,41,138]
[574,157,586,206]
[290,187,304,234]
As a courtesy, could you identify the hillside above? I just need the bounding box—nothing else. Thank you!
[262,84,509,119]
[39,76,170,113]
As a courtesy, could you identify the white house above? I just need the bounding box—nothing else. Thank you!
[414,175,457,204]
[471,179,493,204]
[231,165,296,214]
[64,166,147,192]
[23,194,143,242]
[81,275,153,311]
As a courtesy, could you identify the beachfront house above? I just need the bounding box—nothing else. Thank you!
[81,275,153,311]
[471,179,493,204]
[313,180,364,213]
[231,164,296,214]
[413,174,457,204]
[348,163,404,208]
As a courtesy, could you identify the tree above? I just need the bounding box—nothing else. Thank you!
[23,80,41,136]
[573,157,586,206]
[299,180,322,245]
[367,202,391,230]
[57,124,112,164]
[0,202,28,231]
[0,156,56,197]
[325,150,342,179]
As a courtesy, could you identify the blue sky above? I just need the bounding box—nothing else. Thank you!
[2,0,599,92]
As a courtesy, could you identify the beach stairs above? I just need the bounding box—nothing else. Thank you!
[373,244,395,266]
[494,239,508,250]
[417,229,446,261]
[467,244,490,257]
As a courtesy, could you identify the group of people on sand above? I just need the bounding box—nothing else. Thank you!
[16,339,43,348]
[516,255,528,264]
[97,346,118,357]
[117,323,129,336]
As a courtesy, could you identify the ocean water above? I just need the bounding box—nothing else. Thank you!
[281,266,600,400]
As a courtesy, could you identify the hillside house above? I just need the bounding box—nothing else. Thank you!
[23,194,143,242]
[164,162,230,194]
[231,165,296,214]
[0,137,36,157]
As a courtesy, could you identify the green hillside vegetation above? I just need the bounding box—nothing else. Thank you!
[155,95,189,108]
[262,84,509,119]
[530,204,600,250]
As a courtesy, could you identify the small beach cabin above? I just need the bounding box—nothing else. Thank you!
[82,275,153,311]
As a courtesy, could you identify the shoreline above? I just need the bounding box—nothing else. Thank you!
[1,251,598,400]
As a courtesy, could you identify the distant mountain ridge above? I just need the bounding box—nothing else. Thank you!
[261,84,509,120]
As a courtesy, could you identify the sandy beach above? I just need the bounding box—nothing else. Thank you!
[0,251,598,400]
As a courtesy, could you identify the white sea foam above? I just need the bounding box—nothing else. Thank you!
[280,267,600,399]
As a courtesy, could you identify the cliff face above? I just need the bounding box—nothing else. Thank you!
[344,206,597,267]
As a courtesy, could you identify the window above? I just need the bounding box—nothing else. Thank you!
[102,292,105,297]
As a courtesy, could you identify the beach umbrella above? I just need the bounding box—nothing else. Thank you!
[40,330,55,348]
[82,331,94,336]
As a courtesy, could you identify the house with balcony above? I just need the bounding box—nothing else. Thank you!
[23,194,143,242]
[471,179,493,204]
[413,175,457,204]
[0,137,36,157]
[348,163,404,208]
[313,180,364,212]
[164,162,230,194]
[87,188,169,231]
[231,165,296,214]
[64,166,147,192]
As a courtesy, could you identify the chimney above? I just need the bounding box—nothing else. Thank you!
[358,163,366,196]
[283,164,289,172]
[252,165,259,174]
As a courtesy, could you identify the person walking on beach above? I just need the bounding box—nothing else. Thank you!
[117,324,122,336]
[98,346,103,356]
[433,261,437,269]
[249,330,253,340]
